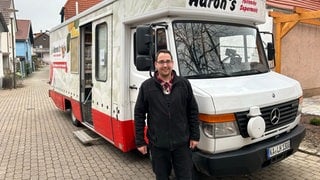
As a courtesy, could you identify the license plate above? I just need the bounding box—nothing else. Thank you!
[267,140,291,159]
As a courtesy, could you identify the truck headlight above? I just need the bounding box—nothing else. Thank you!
[199,113,240,138]
[214,121,239,138]
[202,122,239,139]
[202,123,214,138]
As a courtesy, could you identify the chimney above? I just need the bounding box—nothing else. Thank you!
[76,1,79,15]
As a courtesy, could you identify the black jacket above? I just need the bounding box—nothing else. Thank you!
[134,71,200,149]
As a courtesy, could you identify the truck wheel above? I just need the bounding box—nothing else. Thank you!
[71,109,81,127]
[192,164,210,179]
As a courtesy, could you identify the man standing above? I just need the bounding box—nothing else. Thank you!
[134,49,200,180]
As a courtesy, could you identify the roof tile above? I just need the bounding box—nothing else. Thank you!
[267,0,320,11]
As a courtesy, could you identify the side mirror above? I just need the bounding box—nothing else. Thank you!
[136,25,152,55]
[135,25,154,71]
[267,42,275,61]
[136,55,153,71]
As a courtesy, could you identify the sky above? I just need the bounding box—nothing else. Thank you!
[14,0,66,33]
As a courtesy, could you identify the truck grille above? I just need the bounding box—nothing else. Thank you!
[235,99,299,138]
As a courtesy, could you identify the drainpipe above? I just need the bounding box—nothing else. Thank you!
[10,15,16,89]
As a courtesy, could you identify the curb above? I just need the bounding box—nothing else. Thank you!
[298,146,320,157]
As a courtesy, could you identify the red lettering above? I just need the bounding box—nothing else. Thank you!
[242,0,256,6]
[240,5,258,13]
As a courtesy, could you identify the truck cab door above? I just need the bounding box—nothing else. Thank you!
[129,28,150,120]
[129,26,168,119]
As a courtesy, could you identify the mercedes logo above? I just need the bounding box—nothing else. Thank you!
[270,108,281,125]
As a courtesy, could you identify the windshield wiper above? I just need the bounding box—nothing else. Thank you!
[230,69,267,76]
[185,71,230,79]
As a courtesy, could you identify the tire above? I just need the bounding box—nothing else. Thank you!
[192,164,210,180]
[71,109,81,127]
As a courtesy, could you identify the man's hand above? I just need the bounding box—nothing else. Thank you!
[137,145,148,155]
[189,140,199,150]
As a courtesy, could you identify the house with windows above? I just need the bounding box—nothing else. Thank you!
[16,19,34,77]
[33,31,50,64]
[0,0,17,89]
[0,12,9,88]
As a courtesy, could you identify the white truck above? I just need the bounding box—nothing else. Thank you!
[49,0,306,176]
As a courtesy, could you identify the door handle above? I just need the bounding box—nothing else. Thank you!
[129,85,138,90]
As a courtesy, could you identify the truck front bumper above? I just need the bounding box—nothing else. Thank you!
[192,124,306,176]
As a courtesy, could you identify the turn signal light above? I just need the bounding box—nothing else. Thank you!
[198,113,236,123]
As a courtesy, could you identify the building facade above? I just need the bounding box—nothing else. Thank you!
[0,0,17,89]
[16,19,34,77]
[33,31,50,64]
[60,0,102,21]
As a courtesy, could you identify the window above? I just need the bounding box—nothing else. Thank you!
[95,23,108,81]
[156,28,167,51]
[173,21,269,78]
[70,37,79,73]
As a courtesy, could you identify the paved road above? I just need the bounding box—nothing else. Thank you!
[0,66,319,179]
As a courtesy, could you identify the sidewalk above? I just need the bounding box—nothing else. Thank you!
[302,95,320,116]
[0,66,155,179]
[299,95,320,156]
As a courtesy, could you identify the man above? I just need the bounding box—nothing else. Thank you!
[134,49,200,180]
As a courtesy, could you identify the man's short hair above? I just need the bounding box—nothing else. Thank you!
[156,49,172,61]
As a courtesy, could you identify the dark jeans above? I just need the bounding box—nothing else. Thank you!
[150,144,193,180]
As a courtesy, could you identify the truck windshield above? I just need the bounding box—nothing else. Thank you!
[173,21,269,79]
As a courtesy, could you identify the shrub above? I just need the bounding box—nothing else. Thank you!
[310,117,320,126]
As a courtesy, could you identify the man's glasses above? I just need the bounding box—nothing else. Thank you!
[156,60,172,65]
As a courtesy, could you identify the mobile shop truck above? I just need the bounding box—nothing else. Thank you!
[49,0,306,176]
